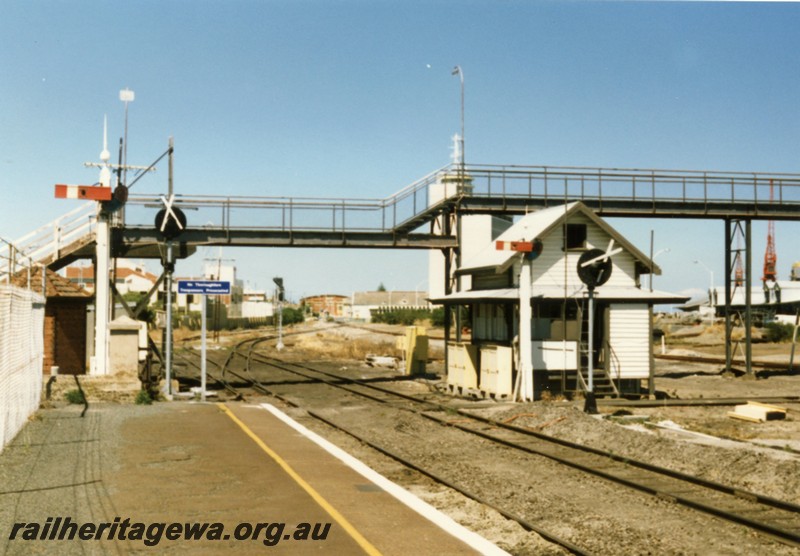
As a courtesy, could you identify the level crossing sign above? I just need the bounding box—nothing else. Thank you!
[177,280,231,295]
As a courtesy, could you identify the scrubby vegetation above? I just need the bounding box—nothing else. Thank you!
[370,306,449,327]
[763,322,795,343]
[65,389,85,404]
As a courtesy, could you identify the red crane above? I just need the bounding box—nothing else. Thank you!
[763,179,778,282]
[734,235,744,287]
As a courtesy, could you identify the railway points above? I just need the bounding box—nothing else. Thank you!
[168,331,800,553]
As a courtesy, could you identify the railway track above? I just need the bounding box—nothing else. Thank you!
[655,352,798,372]
[175,336,800,553]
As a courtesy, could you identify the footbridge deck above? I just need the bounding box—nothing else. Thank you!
[4,163,800,276]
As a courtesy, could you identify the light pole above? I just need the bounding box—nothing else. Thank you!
[119,88,134,187]
[693,260,715,318]
[451,66,464,173]
[451,65,465,341]
[649,248,671,291]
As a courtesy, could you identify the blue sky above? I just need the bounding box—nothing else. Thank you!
[1,1,799,300]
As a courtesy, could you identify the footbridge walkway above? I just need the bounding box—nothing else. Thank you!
[3,163,800,277]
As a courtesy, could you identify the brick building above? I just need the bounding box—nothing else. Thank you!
[300,294,350,318]
[14,267,91,375]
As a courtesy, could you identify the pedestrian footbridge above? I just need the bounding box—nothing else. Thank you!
[3,163,800,278]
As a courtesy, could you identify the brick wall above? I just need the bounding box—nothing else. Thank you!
[43,300,87,375]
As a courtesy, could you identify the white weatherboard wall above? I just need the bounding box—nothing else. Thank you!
[0,286,45,451]
[527,213,639,292]
[608,303,651,379]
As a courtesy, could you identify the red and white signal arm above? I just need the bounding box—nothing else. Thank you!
[496,238,544,260]
[54,184,113,201]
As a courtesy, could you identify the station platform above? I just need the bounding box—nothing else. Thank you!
[0,401,507,555]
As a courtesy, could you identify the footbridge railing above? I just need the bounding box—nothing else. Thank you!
[7,163,800,272]
[122,163,800,241]
[0,201,97,279]
[463,164,800,218]
[123,165,451,235]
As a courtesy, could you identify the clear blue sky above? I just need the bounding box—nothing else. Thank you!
[1,1,799,300]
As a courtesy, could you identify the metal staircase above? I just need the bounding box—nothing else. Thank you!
[0,201,97,280]
[573,302,619,398]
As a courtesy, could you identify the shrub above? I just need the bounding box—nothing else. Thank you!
[135,390,153,405]
[764,322,795,343]
[371,308,431,326]
[65,389,85,404]
[281,307,305,325]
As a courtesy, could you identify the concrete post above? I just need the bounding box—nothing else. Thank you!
[93,212,111,375]
[518,257,533,401]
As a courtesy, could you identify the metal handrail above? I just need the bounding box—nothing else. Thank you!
[122,163,800,239]
[1,202,96,275]
[9,162,800,272]
[604,342,622,397]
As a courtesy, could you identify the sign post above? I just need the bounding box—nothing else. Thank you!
[178,280,231,401]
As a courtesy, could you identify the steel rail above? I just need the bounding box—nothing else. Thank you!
[655,353,795,370]
[193,338,591,556]
[304,409,591,556]
[242,353,800,549]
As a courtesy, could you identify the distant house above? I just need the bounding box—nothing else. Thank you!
[64,264,94,291]
[351,291,430,322]
[301,295,350,319]
[65,260,158,300]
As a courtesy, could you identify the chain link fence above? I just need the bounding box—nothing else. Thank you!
[0,238,46,451]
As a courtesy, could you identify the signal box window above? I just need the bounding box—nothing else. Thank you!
[565,223,587,250]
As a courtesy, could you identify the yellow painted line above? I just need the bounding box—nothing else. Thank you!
[217,403,382,556]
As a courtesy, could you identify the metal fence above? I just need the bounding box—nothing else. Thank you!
[0,282,45,451]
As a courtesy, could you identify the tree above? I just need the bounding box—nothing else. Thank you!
[377,282,387,292]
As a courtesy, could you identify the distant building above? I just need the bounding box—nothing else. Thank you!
[65,259,158,299]
[301,295,350,319]
[241,287,273,319]
[351,291,430,322]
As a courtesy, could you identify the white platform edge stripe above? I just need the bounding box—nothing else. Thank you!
[260,403,511,556]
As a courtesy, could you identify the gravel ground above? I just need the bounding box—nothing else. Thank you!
[3,323,799,555]
[275,371,799,555]
[242,324,800,555]
[0,403,135,555]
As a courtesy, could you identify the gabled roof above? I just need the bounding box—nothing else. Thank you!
[12,267,91,299]
[116,267,158,282]
[456,202,660,276]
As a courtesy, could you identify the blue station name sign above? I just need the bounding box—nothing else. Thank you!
[177,280,231,295]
